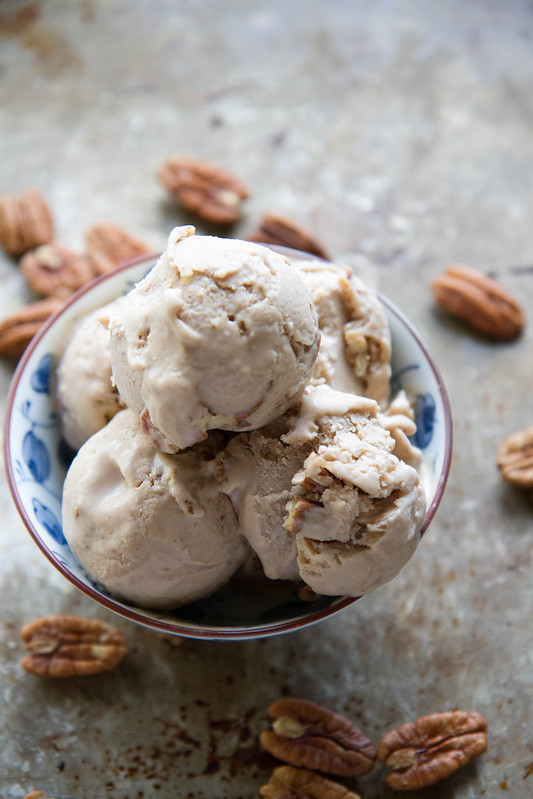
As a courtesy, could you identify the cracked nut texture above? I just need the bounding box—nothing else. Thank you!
[431,263,524,340]
[377,710,488,791]
[260,698,376,777]
[259,765,361,799]
[20,243,95,298]
[0,297,63,359]
[21,615,128,677]
[497,427,533,488]
[158,156,249,225]
[0,188,53,257]
[248,213,328,259]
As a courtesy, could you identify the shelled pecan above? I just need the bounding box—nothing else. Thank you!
[497,427,533,488]
[85,221,151,274]
[0,297,63,359]
[20,615,128,677]
[247,213,328,259]
[431,263,524,340]
[0,188,53,257]
[259,765,361,799]
[260,698,376,777]
[158,156,249,225]
[20,243,95,298]
[377,710,488,791]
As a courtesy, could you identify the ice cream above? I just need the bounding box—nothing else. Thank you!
[61,409,249,608]
[218,384,425,596]
[56,301,125,451]
[291,257,391,405]
[102,226,320,453]
[58,228,428,610]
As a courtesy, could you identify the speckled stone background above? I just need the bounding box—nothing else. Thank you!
[1,1,533,797]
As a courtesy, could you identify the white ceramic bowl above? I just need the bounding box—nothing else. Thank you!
[3,248,452,640]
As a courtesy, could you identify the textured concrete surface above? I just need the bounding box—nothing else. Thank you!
[1,1,533,797]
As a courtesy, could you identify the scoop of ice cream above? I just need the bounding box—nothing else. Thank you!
[61,409,249,608]
[103,226,320,453]
[56,300,126,450]
[219,384,425,597]
[291,258,391,407]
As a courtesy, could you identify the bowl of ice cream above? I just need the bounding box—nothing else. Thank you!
[4,230,452,640]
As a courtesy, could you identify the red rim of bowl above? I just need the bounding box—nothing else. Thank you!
[3,248,453,640]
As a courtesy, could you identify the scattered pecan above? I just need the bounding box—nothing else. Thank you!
[20,614,128,677]
[0,188,53,257]
[85,221,151,274]
[158,156,249,225]
[497,427,533,488]
[260,698,376,777]
[377,710,488,791]
[248,213,328,259]
[259,765,361,799]
[0,297,63,360]
[20,243,95,299]
[431,264,524,340]
[22,792,57,799]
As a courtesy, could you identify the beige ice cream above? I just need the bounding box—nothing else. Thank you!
[56,301,125,450]
[219,384,425,597]
[103,226,320,453]
[291,258,391,406]
[61,409,249,608]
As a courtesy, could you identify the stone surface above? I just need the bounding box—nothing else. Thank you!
[1,0,533,797]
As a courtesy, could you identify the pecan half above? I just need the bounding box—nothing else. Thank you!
[0,297,63,359]
[23,792,57,799]
[259,765,361,799]
[158,156,249,225]
[248,213,328,259]
[377,710,488,791]
[431,264,524,340]
[85,222,151,274]
[260,698,376,777]
[0,188,53,257]
[20,615,128,677]
[497,427,533,488]
[20,243,95,299]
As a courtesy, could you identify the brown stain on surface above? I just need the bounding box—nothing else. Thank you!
[0,1,80,78]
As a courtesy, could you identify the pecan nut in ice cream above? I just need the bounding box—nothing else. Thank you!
[497,427,533,488]
[0,188,53,257]
[248,213,328,259]
[20,243,95,298]
[0,297,63,359]
[259,765,361,799]
[260,698,376,777]
[20,615,128,677]
[377,710,488,791]
[431,263,524,340]
[85,221,150,274]
[158,156,249,225]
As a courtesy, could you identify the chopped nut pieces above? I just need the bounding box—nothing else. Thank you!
[20,614,128,677]
[431,264,524,340]
[377,710,488,791]
[85,221,151,274]
[497,427,533,488]
[0,297,63,360]
[248,213,328,259]
[260,698,376,777]
[20,243,95,299]
[158,156,249,225]
[259,765,361,799]
[0,188,53,257]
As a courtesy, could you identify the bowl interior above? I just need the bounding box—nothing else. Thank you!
[4,250,452,640]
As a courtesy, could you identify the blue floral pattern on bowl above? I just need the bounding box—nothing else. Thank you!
[4,252,452,640]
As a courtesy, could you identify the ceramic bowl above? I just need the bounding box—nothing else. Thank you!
[4,248,452,640]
